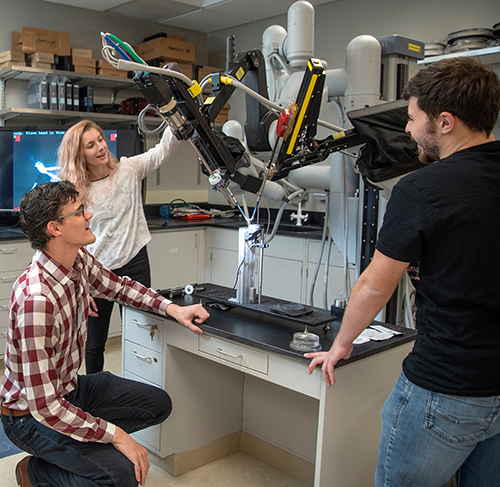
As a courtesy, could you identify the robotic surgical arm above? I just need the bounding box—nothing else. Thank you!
[101,0,418,220]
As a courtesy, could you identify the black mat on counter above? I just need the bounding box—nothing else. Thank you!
[193,284,337,327]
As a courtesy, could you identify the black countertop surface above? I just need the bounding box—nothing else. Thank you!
[0,215,325,241]
[168,283,416,367]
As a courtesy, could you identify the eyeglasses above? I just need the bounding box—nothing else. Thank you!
[57,204,86,220]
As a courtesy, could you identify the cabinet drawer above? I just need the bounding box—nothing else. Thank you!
[122,370,162,451]
[0,243,33,272]
[124,309,164,352]
[0,270,24,299]
[198,335,269,375]
[123,340,163,386]
[0,298,10,314]
[0,325,8,358]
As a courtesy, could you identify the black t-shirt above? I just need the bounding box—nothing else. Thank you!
[376,141,500,396]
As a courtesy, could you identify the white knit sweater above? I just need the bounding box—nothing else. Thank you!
[85,129,179,269]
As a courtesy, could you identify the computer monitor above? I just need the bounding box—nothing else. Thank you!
[0,125,143,210]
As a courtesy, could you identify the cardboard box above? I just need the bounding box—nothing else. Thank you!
[196,65,223,82]
[71,48,92,59]
[97,59,114,69]
[157,60,193,78]
[134,37,196,64]
[74,65,96,75]
[28,52,55,64]
[12,31,22,52]
[0,49,24,63]
[21,26,71,56]
[144,33,188,42]
[97,67,129,79]
[203,94,229,124]
[72,57,96,68]
[0,60,26,69]
[30,61,53,70]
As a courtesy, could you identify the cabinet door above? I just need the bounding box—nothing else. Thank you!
[261,255,303,303]
[306,240,356,309]
[210,247,238,288]
[0,298,9,359]
[306,262,356,309]
[0,240,33,273]
[148,230,204,289]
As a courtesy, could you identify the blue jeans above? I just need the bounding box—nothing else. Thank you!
[2,372,171,487]
[375,371,500,487]
[86,246,151,374]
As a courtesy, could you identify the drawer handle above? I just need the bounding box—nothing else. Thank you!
[1,304,9,310]
[130,350,157,363]
[1,332,7,337]
[132,319,158,332]
[216,348,241,359]
[0,248,17,254]
[1,277,17,283]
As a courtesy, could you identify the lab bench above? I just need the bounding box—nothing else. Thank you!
[122,285,416,486]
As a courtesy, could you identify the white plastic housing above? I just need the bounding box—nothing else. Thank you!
[283,1,314,68]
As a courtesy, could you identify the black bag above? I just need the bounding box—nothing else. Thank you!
[347,99,427,183]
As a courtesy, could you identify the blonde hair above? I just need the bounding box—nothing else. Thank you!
[57,120,118,204]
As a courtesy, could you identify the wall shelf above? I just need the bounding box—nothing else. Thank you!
[0,65,134,89]
[0,66,162,127]
[0,107,155,126]
[418,46,500,65]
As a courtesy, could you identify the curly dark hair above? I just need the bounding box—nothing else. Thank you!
[403,57,500,136]
[19,181,80,250]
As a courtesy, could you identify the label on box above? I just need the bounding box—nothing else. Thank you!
[0,50,24,63]
[21,26,71,56]
[72,57,96,68]
[134,37,196,64]
[71,48,92,58]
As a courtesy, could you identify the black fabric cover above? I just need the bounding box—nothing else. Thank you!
[347,99,427,182]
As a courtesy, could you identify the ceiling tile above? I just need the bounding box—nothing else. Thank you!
[158,8,250,32]
[42,0,130,12]
[109,0,196,22]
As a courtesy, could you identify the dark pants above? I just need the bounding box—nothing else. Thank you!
[86,246,151,374]
[2,372,172,487]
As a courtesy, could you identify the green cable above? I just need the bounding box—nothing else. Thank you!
[107,33,147,66]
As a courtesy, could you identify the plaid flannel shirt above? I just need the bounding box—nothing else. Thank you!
[0,247,171,443]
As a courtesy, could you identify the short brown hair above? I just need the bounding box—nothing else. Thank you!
[19,181,79,250]
[403,57,500,136]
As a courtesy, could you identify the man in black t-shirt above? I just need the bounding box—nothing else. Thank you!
[306,57,500,487]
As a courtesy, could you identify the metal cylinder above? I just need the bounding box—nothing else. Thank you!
[226,35,235,73]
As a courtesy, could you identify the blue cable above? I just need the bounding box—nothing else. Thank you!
[104,35,132,61]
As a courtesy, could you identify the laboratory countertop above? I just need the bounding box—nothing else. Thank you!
[0,215,325,241]
[164,283,417,367]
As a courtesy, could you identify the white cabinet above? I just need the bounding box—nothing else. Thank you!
[122,306,413,486]
[122,308,165,453]
[205,227,305,302]
[259,234,305,303]
[205,226,352,307]
[148,229,205,290]
[0,239,34,357]
[306,240,357,308]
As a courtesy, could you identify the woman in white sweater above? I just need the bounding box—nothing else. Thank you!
[58,120,179,373]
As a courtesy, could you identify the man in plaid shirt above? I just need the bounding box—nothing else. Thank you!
[0,181,209,487]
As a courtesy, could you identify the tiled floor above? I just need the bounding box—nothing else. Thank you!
[0,338,307,487]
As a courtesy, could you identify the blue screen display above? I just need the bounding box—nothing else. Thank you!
[0,126,140,210]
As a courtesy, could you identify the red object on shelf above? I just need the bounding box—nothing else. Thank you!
[177,214,211,220]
